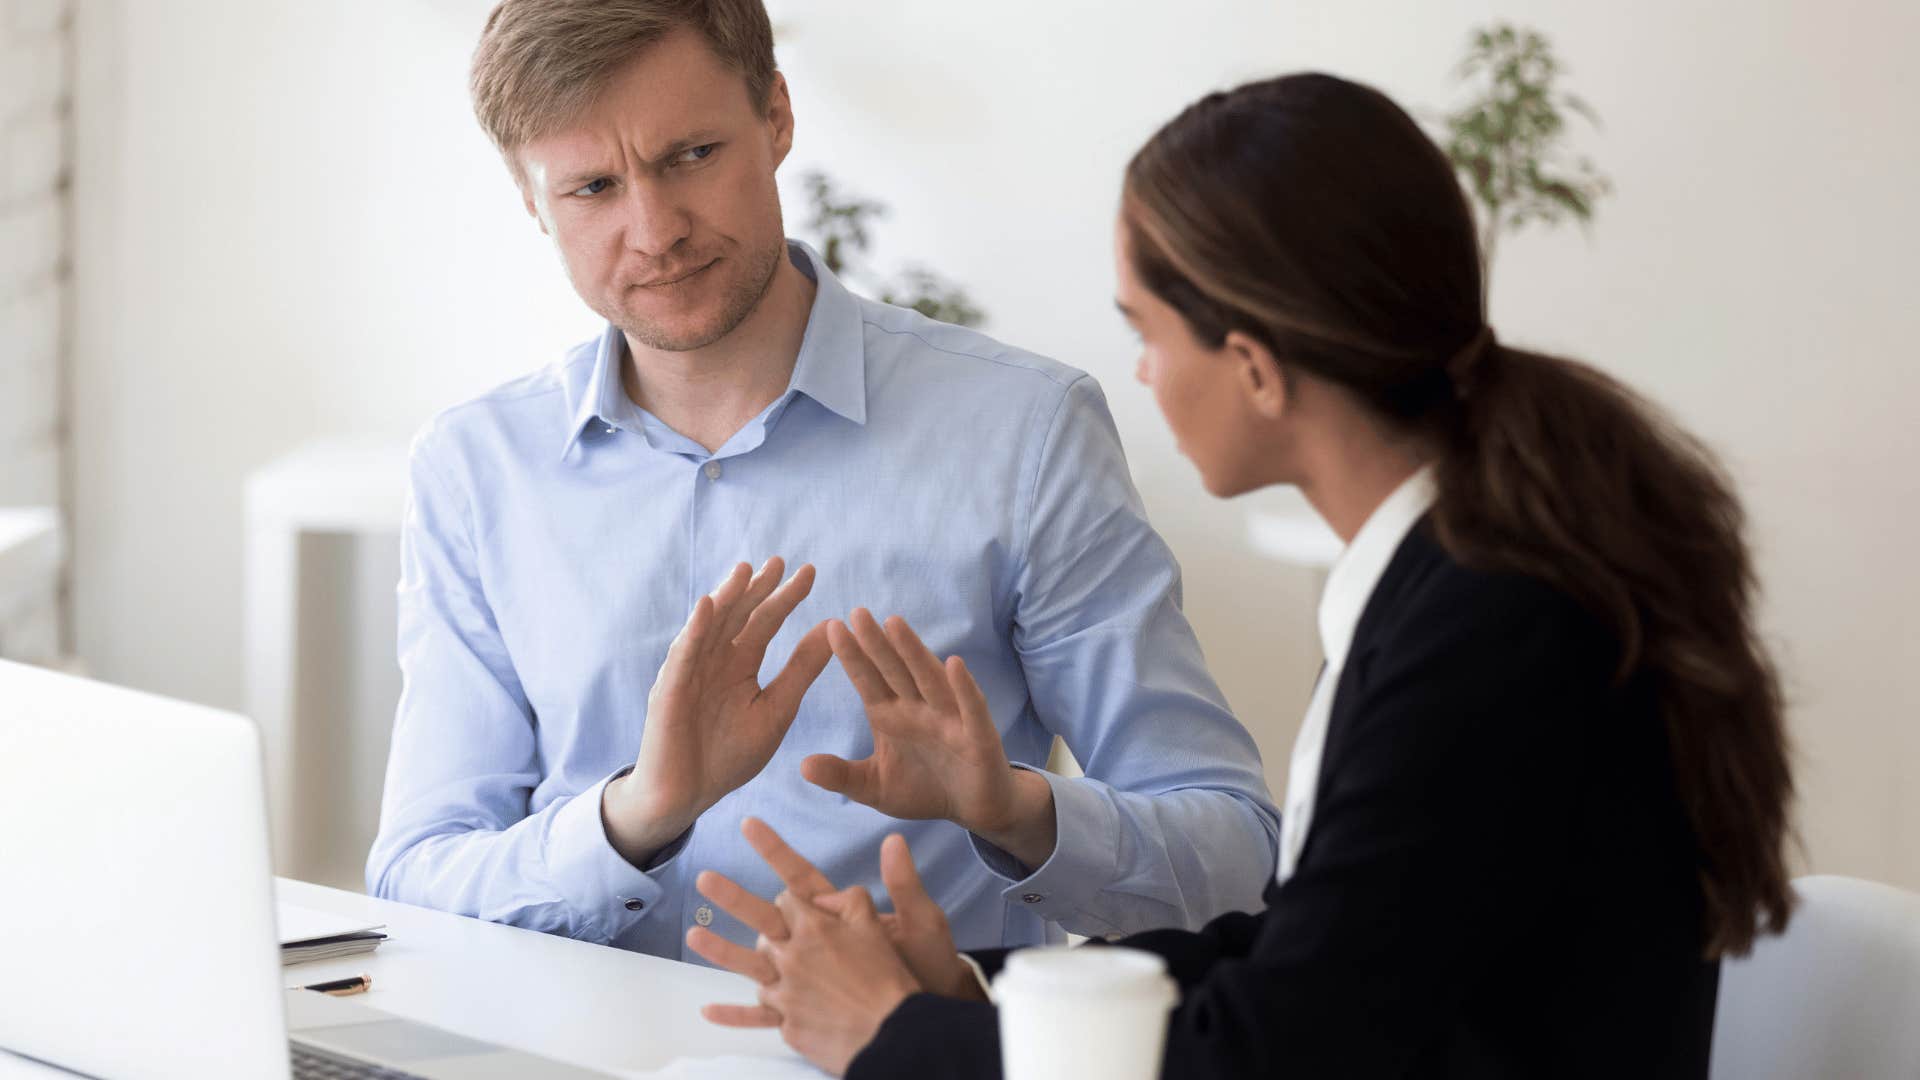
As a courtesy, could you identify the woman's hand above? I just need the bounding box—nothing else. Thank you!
[761,884,920,1075]
[689,819,980,1074]
[816,832,980,1001]
[803,610,1058,868]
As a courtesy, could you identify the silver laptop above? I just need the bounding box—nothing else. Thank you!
[0,659,611,1079]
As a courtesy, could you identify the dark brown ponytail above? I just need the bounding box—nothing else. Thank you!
[1123,72,1793,956]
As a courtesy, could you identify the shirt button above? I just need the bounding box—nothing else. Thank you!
[694,905,714,926]
[623,898,645,912]
[703,461,722,481]
[1021,893,1044,905]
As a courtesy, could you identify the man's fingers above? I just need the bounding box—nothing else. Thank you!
[946,656,999,743]
[696,869,789,942]
[880,832,936,915]
[718,556,787,648]
[701,1003,781,1028]
[761,619,832,721]
[882,616,958,710]
[849,608,920,700]
[735,562,817,655]
[827,619,895,704]
[656,594,716,693]
[740,817,838,900]
[703,562,754,644]
[686,925,777,984]
[800,754,883,806]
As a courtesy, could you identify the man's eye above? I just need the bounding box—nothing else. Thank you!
[675,144,718,165]
[572,177,612,197]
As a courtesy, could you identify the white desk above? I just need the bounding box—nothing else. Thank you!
[272,878,811,1077]
[1,878,814,1078]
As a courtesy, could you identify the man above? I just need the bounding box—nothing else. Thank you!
[367,0,1279,964]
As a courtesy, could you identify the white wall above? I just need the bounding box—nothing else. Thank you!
[70,0,1920,888]
[0,0,71,663]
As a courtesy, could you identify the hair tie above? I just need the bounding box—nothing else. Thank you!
[1447,326,1498,397]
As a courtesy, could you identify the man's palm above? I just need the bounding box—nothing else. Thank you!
[632,559,832,824]
[801,610,1015,834]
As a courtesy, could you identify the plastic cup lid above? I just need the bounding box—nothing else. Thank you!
[993,945,1176,1002]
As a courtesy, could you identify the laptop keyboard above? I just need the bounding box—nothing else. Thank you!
[291,1041,431,1080]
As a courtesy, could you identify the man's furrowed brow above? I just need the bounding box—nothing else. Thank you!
[642,130,725,164]
[553,166,611,188]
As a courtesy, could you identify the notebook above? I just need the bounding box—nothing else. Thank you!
[278,901,387,965]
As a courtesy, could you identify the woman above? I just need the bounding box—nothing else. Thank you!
[687,72,1795,1079]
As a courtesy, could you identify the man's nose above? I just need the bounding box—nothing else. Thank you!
[621,182,692,258]
[1134,356,1150,385]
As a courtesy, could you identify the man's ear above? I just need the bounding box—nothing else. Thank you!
[519,186,552,237]
[1225,329,1287,420]
[766,72,795,167]
[514,155,551,236]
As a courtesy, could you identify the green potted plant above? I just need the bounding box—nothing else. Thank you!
[1440,23,1612,287]
[797,170,985,328]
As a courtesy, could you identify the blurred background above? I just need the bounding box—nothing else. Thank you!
[2,0,1915,892]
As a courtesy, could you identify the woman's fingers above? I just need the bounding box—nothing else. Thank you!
[882,616,958,711]
[879,832,936,917]
[814,890,902,939]
[701,1003,782,1028]
[685,925,777,985]
[775,882,870,932]
[696,869,790,942]
[741,817,838,899]
[843,884,879,921]
[848,608,921,700]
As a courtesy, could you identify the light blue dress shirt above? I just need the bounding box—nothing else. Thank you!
[367,241,1281,963]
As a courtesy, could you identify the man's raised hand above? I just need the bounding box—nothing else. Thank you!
[603,559,831,866]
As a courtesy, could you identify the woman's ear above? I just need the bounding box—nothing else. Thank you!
[1224,330,1288,420]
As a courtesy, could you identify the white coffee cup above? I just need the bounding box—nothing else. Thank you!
[992,945,1178,1080]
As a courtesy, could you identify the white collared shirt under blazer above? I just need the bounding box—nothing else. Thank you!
[1276,467,1439,884]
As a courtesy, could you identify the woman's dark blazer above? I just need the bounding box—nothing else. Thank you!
[850,520,1719,1080]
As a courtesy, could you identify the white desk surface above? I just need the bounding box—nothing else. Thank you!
[273,878,813,1077]
[1,879,817,1080]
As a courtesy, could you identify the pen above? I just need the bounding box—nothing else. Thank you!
[300,974,372,996]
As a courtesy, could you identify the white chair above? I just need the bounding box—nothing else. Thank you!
[1711,874,1920,1079]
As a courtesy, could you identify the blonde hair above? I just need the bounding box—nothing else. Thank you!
[470,0,777,157]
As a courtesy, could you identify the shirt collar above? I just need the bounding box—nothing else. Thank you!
[782,239,868,427]
[1316,465,1438,669]
[559,239,868,462]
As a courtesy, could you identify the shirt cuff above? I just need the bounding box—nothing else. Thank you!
[956,952,997,1004]
[967,765,1119,926]
[545,765,690,940]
